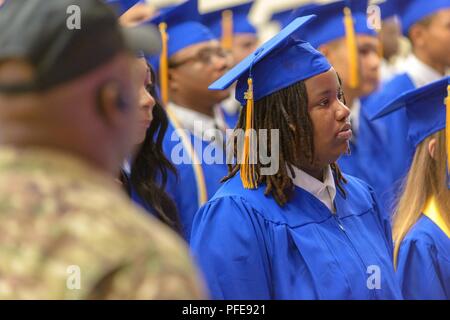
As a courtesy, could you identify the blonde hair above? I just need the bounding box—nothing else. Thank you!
[393,129,450,268]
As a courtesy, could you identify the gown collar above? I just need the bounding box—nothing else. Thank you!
[289,165,336,213]
[404,54,448,88]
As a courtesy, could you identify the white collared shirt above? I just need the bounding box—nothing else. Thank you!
[350,98,361,139]
[289,165,337,213]
[402,54,449,88]
[220,88,240,116]
[168,102,219,142]
[380,57,405,82]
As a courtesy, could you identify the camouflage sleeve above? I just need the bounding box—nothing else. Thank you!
[86,240,208,300]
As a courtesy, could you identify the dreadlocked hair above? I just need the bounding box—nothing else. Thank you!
[222,80,347,206]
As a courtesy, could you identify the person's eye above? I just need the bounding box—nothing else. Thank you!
[218,49,228,57]
[337,91,345,102]
[318,98,329,107]
[199,51,211,61]
[359,47,374,55]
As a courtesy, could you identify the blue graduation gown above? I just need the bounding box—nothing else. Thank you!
[219,104,240,130]
[338,97,395,215]
[191,174,403,299]
[163,121,229,241]
[337,140,361,177]
[396,215,450,300]
[130,185,156,216]
[361,73,416,213]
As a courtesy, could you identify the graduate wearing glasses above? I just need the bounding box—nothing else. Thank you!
[147,0,231,241]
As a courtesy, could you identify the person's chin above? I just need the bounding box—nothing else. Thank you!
[135,131,147,145]
[335,142,350,158]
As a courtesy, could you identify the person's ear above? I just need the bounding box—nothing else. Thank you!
[168,68,179,91]
[428,138,437,160]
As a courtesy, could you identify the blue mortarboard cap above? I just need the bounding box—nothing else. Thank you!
[370,76,450,188]
[149,0,214,58]
[397,0,450,36]
[209,15,332,106]
[146,0,215,105]
[293,0,376,48]
[201,1,257,38]
[370,76,449,148]
[105,0,141,16]
[378,0,399,20]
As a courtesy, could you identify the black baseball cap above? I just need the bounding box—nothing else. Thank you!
[0,0,161,93]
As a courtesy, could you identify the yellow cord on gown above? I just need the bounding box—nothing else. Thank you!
[423,197,450,238]
[165,107,208,206]
[159,22,169,105]
[446,84,450,180]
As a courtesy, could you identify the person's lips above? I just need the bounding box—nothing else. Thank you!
[140,119,151,129]
[336,123,352,141]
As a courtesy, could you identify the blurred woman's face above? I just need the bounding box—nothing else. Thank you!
[133,57,156,145]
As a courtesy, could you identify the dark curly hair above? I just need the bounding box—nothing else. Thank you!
[121,64,181,234]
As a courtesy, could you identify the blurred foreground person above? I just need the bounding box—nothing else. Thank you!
[121,56,183,235]
[110,0,184,236]
[0,0,205,299]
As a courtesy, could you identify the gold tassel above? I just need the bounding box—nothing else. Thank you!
[241,77,257,189]
[377,31,384,59]
[343,7,360,89]
[221,10,234,51]
[159,22,169,105]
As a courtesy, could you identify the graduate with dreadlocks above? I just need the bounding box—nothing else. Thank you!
[190,16,402,300]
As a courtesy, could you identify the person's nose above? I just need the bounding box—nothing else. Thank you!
[139,88,156,108]
[140,88,155,114]
[211,52,231,73]
[336,99,351,122]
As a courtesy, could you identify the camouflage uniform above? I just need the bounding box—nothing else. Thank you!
[0,147,206,299]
